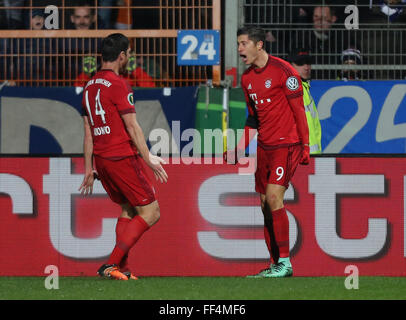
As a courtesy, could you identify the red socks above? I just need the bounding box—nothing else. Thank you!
[264,225,272,255]
[264,225,279,264]
[114,217,130,270]
[107,215,150,266]
[271,207,290,258]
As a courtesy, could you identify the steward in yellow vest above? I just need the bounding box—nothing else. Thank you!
[287,49,322,154]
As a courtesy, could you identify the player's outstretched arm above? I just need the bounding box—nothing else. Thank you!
[79,116,96,195]
[121,113,168,183]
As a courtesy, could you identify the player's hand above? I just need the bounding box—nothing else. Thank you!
[78,170,96,195]
[223,148,245,165]
[147,153,168,183]
[300,145,310,165]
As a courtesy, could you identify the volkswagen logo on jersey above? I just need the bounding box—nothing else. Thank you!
[286,76,299,91]
[265,79,272,88]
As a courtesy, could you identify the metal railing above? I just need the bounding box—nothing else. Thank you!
[0,0,221,87]
[1,1,405,84]
[243,1,406,80]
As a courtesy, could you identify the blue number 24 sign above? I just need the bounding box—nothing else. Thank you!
[177,30,220,66]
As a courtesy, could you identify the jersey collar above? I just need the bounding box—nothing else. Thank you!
[253,55,271,74]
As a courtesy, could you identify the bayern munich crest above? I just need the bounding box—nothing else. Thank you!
[286,76,299,91]
[265,79,272,88]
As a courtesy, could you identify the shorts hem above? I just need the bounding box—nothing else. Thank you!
[129,197,156,207]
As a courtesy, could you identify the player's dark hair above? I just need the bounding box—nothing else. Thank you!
[101,33,130,62]
[237,27,266,47]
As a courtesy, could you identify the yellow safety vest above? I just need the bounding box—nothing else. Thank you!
[302,80,322,154]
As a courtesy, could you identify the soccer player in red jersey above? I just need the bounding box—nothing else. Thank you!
[78,33,168,280]
[225,27,310,277]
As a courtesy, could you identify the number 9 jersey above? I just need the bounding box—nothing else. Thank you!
[241,55,309,148]
[81,69,138,159]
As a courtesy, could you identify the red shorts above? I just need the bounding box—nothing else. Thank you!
[94,155,156,207]
[255,144,302,194]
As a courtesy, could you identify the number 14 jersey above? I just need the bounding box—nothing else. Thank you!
[82,69,137,158]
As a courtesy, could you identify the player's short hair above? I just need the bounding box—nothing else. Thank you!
[237,27,266,47]
[101,33,130,62]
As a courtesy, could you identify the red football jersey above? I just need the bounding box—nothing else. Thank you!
[82,69,137,158]
[242,55,309,147]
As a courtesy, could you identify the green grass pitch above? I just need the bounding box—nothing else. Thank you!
[1,276,406,300]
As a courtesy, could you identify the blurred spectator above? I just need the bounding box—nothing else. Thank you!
[115,0,132,29]
[287,48,322,154]
[370,0,406,23]
[365,0,405,78]
[29,9,45,30]
[287,48,313,80]
[74,51,159,91]
[62,5,101,86]
[69,5,96,30]
[20,9,57,85]
[64,0,109,29]
[73,56,98,89]
[291,0,315,26]
[124,53,158,87]
[312,5,337,30]
[5,9,58,86]
[291,5,342,79]
[292,5,339,54]
[337,48,363,81]
[260,0,314,56]
[21,1,63,29]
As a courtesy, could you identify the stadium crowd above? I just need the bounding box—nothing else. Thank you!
[0,0,405,86]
